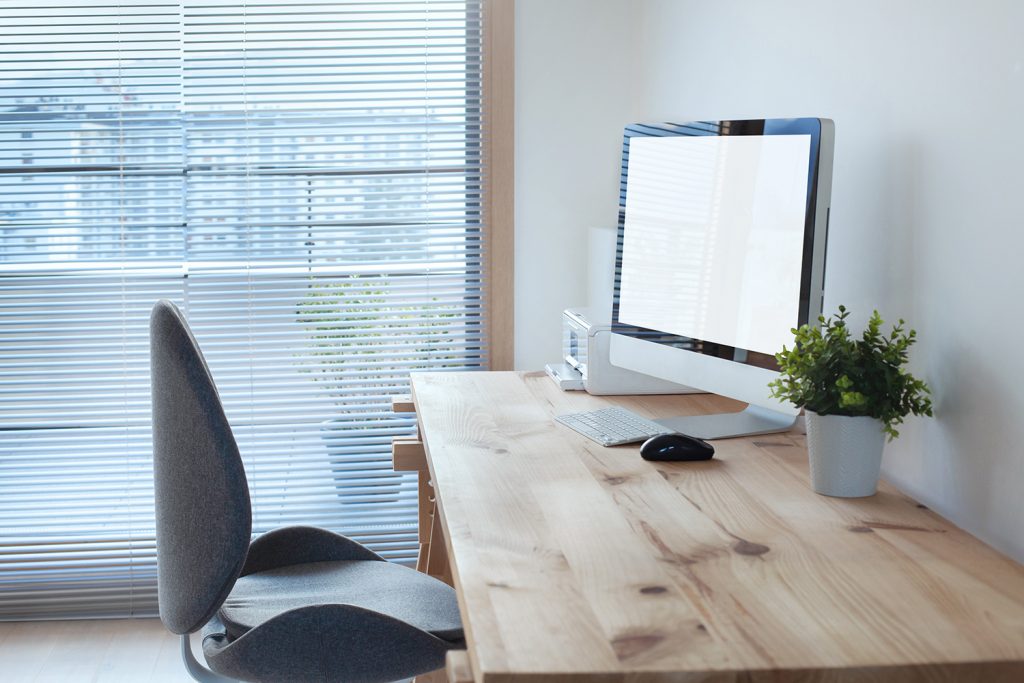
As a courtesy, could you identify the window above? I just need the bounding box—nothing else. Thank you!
[0,0,494,619]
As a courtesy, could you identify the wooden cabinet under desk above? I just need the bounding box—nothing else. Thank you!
[393,371,1024,683]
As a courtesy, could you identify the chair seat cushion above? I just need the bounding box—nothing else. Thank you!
[219,560,463,643]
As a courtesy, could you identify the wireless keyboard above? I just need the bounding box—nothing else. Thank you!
[555,406,673,447]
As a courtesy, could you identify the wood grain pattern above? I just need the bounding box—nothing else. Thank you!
[412,371,1024,683]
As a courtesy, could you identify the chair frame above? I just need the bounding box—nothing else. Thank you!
[182,634,237,683]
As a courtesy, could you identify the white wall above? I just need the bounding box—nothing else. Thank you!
[516,1,1024,561]
[514,0,1024,559]
[513,0,638,370]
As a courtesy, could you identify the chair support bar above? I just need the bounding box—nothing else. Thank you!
[181,634,238,683]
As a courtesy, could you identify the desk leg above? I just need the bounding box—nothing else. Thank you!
[392,399,453,585]
[445,651,473,683]
[424,496,452,586]
[413,667,446,683]
[416,469,432,573]
[412,650,473,683]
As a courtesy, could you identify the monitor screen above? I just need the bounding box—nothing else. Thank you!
[618,133,811,356]
[612,120,826,370]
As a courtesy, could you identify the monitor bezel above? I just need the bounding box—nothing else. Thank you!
[610,118,827,370]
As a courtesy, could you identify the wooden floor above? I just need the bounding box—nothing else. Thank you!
[0,618,191,682]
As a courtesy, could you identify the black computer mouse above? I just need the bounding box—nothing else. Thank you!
[640,433,715,461]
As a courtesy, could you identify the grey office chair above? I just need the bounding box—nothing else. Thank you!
[150,300,463,683]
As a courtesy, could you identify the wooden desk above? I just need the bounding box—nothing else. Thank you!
[405,371,1024,682]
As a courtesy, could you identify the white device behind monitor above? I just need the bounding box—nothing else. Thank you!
[552,308,697,395]
[609,118,834,439]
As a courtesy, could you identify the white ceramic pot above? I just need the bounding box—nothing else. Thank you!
[804,412,886,498]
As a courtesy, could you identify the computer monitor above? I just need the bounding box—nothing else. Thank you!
[609,118,834,439]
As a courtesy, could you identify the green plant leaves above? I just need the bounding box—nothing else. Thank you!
[768,306,933,440]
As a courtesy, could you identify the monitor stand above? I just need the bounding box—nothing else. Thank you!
[654,404,797,440]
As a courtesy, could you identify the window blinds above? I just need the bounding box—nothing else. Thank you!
[0,0,485,619]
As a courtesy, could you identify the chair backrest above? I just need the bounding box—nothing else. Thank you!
[150,300,252,634]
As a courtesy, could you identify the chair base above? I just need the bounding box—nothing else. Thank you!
[182,634,238,683]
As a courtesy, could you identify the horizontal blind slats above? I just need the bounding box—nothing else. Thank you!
[0,0,484,619]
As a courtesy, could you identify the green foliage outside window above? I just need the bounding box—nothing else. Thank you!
[296,275,466,402]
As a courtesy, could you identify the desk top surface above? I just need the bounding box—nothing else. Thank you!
[411,371,1024,682]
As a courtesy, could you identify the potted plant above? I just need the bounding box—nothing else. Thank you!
[768,306,933,497]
